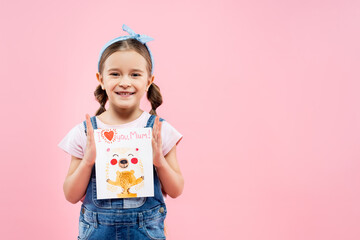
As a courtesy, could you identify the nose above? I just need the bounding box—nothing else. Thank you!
[118,77,131,88]
[120,159,128,164]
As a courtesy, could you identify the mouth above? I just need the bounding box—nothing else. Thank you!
[120,163,129,168]
[115,91,135,96]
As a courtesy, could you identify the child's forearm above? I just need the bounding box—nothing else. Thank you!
[63,159,93,204]
[156,157,184,198]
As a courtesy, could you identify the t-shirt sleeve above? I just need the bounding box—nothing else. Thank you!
[160,120,183,157]
[58,123,87,159]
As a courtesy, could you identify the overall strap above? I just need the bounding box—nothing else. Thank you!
[83,114,162,133]
[83,116,99,134]
[146,114,164,128]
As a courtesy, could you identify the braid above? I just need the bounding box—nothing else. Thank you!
[147,83,163,116]
[94,84,108,116]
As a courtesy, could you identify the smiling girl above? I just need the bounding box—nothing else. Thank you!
[58,24,184,240]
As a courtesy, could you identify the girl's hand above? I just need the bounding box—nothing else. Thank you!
[83,114,96,167]
[152,116,167,168]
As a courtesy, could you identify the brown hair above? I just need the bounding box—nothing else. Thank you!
[94,39,163,116]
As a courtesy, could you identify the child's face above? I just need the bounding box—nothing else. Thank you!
[97,50,154,112]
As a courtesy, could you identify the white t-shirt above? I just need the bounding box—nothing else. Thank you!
[58,111,183,159]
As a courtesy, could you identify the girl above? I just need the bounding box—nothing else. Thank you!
[58,24,184,240]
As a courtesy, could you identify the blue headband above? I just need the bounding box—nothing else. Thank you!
[98,24,155,75]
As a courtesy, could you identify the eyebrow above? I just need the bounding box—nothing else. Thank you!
[113,154,119,157]
[128,154,134,156]
[107,68,144,73]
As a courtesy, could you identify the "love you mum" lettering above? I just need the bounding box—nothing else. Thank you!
[96,129,152,143]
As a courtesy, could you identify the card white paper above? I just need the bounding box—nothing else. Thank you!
[94,128,154,199]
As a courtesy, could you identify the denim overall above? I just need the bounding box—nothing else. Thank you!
[78,115,167,240]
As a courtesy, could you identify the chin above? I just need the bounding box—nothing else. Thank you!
[116,104,138,110]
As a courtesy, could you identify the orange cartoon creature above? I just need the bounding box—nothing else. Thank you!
[106,147,144,198]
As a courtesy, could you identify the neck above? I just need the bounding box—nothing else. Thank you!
[102,106,144,125]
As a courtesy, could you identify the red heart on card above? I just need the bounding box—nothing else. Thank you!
[104,130,114,141]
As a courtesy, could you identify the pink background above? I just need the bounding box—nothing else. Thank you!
[1,0,359,239]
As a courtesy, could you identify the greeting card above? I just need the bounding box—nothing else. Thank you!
[94,128,154,199]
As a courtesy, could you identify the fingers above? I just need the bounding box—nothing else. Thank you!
[85,114,94,139]
[152,116,162,146]
[155,116,159,140]
[152,116,158,140]
[158,117,162,146]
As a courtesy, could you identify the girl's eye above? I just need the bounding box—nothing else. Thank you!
[132,73,141,77]
[110,73,119,76]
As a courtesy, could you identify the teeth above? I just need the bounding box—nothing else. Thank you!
[116,92,133,95]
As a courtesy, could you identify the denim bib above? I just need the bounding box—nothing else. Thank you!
[82,114,165,212]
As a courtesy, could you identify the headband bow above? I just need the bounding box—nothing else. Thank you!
[98,24,155,75]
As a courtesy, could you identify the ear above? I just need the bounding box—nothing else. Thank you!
[146,75,155,92]
[96,72,105,90]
